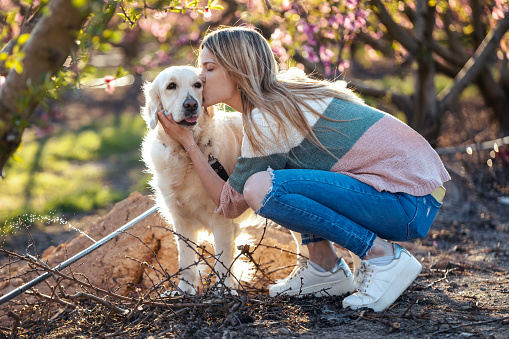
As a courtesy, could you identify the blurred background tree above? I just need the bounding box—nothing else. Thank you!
[0,0,508,228]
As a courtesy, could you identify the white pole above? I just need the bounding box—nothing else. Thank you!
[0,205,159,305]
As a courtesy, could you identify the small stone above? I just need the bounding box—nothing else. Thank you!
[481,287,487,291]
[277,327,290,335]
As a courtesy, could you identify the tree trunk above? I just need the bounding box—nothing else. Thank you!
[412,4,439,145]
[0,0,101,177]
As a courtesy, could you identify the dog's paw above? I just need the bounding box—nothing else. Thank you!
[209,283,238,296]
[160,281,198,298]
[160,289,189,298]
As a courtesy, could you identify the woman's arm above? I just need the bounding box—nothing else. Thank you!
[156,111,224,207]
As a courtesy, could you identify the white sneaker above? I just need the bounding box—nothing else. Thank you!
[269,258,356,297]
[272,256,307,286]
[342,243,422,312]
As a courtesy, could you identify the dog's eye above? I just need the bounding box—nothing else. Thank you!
[194,82,202,89]
[167,83,176,90]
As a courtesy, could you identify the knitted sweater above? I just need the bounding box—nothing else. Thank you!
[215,97,451,219]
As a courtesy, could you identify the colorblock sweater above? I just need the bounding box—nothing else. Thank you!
[215,97,451,219]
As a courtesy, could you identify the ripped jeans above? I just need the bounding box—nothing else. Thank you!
[255,169,442,259]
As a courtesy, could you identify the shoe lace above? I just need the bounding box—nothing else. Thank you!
[355,261,374,294]
[274,259,308,284]
[290,261,309,279]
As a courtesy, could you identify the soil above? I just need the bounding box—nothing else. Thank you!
[0,86,508,338]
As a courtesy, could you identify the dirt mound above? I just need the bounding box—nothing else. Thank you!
[1,183,509,338]
[0,192,307,321]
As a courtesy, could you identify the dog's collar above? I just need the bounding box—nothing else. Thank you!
[160,142,229,181]
[208,154,230,181]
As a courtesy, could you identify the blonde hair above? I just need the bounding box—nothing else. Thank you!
[200,26,364,156]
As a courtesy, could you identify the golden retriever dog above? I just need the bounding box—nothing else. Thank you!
[141,66,246,295]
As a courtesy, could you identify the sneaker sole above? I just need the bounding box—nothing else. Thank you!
[270,274,357,297]
[344,255,422,312]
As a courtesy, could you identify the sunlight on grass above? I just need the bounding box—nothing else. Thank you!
[0,112,151,231]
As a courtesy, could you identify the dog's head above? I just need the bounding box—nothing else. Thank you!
[143,66,211,130]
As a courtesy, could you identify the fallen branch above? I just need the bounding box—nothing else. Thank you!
[432,315,509,335]
[61,291,129,315]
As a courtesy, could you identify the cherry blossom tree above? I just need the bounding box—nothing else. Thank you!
[1,0,508,177]
[265,0,509,144]
[0,0,223,177]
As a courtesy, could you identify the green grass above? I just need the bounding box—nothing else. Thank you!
[0,112,151,233]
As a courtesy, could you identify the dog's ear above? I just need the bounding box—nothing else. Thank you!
[204,106,215,118]
[143,81,162,130]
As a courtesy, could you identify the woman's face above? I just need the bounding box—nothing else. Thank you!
[199,47,242,112]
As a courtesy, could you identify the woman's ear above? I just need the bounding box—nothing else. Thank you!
[143,81,162,129]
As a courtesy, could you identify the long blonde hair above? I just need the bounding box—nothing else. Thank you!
[200,26,364,156]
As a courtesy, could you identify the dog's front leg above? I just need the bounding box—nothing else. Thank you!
[211,223,237,294]
[174,223,200,295]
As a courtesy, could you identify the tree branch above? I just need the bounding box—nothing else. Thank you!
[346,78,414,120]
[0,7,43,76]
[437,13,509,111]
[370,0,419,53]
[0,0,102,177]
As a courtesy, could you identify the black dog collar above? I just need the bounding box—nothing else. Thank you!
[208,154,229,181]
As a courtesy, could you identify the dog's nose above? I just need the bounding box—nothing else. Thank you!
[183,98,198,111]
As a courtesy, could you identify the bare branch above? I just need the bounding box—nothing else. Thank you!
[437,13,509,111]
[370,0,419,53]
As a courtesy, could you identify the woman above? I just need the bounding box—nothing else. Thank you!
[157,27,450,312]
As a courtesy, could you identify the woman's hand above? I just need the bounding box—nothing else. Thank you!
[156,110,195,148]
[157,109,224,207]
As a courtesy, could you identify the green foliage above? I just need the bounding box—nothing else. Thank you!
[2,0,507,229]
[0,112,151,232]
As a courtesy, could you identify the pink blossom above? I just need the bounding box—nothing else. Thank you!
[319,46,334,63]
[492,6,504,20]
[106,84,115,94]
[337,60,350,72]
[346,0,358,10]
[0,75,5,87]
[324,30,335,39]
[203,7,212,19]
[104,75,115,83]
[134,66,145,74]
[301,22,318,45]
[156,50,170,64]
[324,65,332,77]
[303,45,319,63]
[104,76,116,94]
[355,17,366,28]
[282,0,291,11]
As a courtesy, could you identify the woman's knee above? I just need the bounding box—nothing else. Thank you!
[243,171,273,210]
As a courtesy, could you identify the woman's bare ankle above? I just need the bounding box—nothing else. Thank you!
[363,237,394,260]
[307,240,338,271]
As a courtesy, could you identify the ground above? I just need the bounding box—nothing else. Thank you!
[0,184,508,338]
[0,86,508,338]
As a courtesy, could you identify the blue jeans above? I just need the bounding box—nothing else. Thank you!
[255,170,442,259]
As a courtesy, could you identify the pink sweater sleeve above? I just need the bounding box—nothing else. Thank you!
[214,180,250,219]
